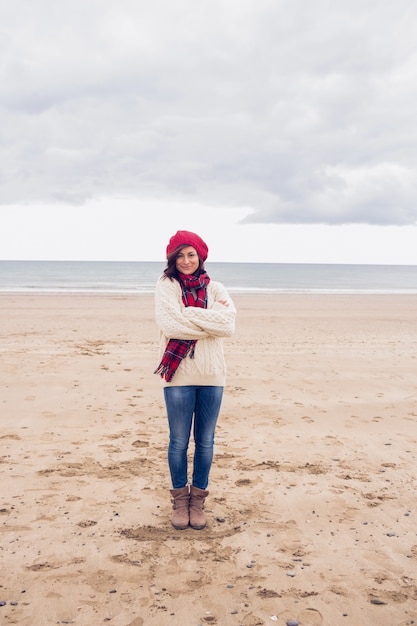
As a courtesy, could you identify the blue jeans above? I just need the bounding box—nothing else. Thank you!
[163,386,224,490]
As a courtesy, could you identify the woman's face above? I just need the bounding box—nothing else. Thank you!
[176,246,199,275]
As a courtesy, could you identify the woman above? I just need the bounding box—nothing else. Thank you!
[154,230,236,530]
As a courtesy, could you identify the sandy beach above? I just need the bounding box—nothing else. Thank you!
[1,293,416,626]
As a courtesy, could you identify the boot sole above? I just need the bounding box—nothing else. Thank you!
[171,523,189,530]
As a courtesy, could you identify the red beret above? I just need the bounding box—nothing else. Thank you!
[166,230,209,261]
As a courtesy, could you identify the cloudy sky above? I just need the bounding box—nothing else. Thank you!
[1,0,417,263]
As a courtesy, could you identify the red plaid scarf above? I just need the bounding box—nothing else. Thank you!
[154,271,210,382]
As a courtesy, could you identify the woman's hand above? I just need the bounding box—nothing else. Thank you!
[218,299,229,307]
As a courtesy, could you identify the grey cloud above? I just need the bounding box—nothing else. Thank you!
[1,0,417,225]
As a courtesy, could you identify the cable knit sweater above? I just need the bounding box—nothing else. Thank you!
[154,275,236,387]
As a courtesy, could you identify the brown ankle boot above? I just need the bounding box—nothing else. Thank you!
[170,486,190,529]
[189,485,209,529]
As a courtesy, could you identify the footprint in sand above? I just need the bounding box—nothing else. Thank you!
[301,415,314,423]
[296,607,323,625]
[125,618,144,626]
[132,440,149,448]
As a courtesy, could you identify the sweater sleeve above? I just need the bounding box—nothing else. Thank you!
[155,277,210,340]
[183,281,236,337]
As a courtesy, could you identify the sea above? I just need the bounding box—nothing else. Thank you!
[1,260,417,294]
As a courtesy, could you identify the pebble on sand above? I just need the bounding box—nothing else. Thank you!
[370,598,387,605]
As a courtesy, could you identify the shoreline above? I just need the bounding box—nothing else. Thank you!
[2,289,417,295]
[2,290,417,298]
[1,293,416,625]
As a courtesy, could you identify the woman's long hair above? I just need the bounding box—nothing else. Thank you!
[163,245,205,280]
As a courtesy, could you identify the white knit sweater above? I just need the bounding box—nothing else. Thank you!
[154,276,236,387]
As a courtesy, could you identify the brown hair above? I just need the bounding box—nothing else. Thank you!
[163,245,205,280]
